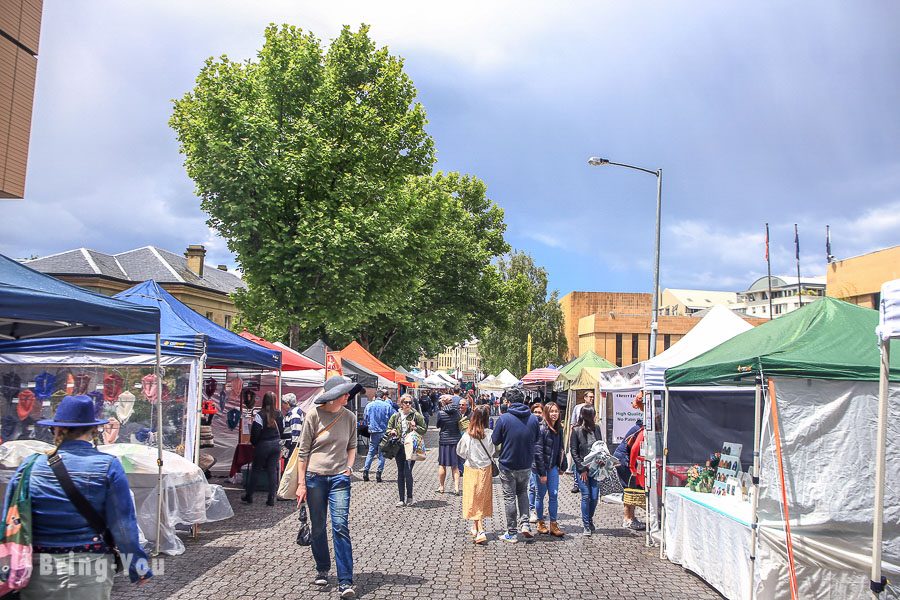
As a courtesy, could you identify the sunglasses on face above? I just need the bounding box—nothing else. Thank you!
[401,401,412,405]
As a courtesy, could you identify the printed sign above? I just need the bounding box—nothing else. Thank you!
[611,390,643,444]
[325,351,343,379]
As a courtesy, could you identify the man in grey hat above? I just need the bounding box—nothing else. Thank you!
[296,376,362,599]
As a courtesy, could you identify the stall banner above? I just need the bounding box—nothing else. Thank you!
[325,352,343,379]
[611,390,643,443]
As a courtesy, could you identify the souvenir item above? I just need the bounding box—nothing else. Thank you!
[102,418,121,444]
[228,377,244,404]
[114,391,135,424]
[204,378,218,399]
[1,372,21,402]
[226,408,240,430]
[241,389,255,410]
[1,415,19,441]
[16,390,35,421]
[217,390,227,413]
[102,373,124,403]
[33,372,56,401]
[86,391,104,420]
[65,373,75,395]
[142,374,160,404]
[72,374,92,395]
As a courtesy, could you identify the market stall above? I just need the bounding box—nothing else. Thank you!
[665,298,900,599]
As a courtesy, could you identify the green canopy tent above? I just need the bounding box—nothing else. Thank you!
[662,298,900,599]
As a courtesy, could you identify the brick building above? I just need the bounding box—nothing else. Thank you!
[1,0,42,198]
[826,244,900,309]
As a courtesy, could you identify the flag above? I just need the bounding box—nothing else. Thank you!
[826,225,832,263]
[765,223,769,261]
[794,224,800,260]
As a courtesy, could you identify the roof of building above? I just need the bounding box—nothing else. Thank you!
[664,288,739,309]
[24,246,245,295]
[745,275,826,293]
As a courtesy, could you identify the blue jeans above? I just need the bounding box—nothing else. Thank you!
[363,431,386,473]
[577,473,600,529]
[535,467,559,521]
[528,472,537,511]
[306,473,353,585]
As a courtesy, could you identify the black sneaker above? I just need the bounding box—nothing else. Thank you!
[375,472,383,483]
[241,495,252,504]
[362,471,369,482]
[339,584,356,598]
[570,484,579,494]
[314,572,328,586]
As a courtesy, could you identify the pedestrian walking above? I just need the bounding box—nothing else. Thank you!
[283,392,303,454]
[455,405,495,545]
[296,375,362,599]
[361,388,396,483]
[491,388,540,543]
[570,405,604,535]
[527,401,544,524]
[569,391,594,493]
[2,395,152,598]
[533,401,565,537]
[436,395,462,494]
[243,392,284,506]
[615,391,647,531]
[385,394,426,506]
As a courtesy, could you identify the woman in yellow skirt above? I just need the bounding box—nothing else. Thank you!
[456,405,496,545]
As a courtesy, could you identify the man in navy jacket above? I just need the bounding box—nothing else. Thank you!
[491,388,540,542]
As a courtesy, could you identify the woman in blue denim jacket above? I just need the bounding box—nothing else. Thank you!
[3,395,152,599]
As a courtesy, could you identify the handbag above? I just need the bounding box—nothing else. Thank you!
[296,503,311,546]
[475,436,499,477]
[379,433,402,460]
[357,422,370,438]
[597,473,624,497]
[48,454,124,574]
[0,455,39,594]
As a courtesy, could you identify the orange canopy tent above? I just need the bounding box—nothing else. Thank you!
[340,341,414,386]
[240,331,322,371]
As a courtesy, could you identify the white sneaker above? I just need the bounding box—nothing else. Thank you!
[520,524,534,539]
[529,509,538,524]
[395,500,406,507]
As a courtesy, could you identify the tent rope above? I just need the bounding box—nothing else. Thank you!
[768,379,799,600]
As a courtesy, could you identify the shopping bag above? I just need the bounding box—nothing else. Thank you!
[276,446,300,500]
[0,455,39,593]
[407,433,427,461]
[295,503,311,546]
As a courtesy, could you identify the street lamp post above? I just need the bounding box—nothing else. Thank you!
[588,157,663,359]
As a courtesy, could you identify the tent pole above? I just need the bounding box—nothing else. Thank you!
[154,334,163,557]
[659,387,670,560]
[871,340,890,596]
[195,359,205,465]
[749,378,762,573]
[645,388,651,548]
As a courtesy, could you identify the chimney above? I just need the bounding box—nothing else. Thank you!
[217,264,228,271]
[184,245,206,278]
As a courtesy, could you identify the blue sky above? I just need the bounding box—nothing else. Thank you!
[3,1,899,296]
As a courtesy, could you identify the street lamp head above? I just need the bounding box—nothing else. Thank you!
[588,157,610,166]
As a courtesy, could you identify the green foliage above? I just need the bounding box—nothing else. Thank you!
[479,251,567,376]
[171,24,508,365]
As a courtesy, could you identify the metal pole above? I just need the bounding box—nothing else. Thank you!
[749,378,763,569]
[649,169,662,359]
[154,334,163,556]
[870,340,890,596]
[766,223,774,320]
[659,387,670,560]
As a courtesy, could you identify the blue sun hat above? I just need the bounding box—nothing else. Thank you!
[33,372,57,400]
[36,395,109,428]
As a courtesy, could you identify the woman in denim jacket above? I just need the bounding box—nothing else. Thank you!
[3,395,152,599]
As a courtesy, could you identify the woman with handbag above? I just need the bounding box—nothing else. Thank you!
[569,405,605,536]
[533,401,565,537]
[455,405,495,545]
[242,392,284,506]
[385,394,426,507]
[2,395,151,599]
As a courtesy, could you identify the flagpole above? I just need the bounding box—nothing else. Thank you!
[794,224,803,308]
[766,223,774,320]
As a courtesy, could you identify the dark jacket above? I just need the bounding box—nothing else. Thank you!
[437,406,462,445]
[533,421,564,476]
[569,424,604,475]
[491,403,540,471]
[250,413,284,446]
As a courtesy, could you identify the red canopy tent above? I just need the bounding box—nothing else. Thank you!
[340,340,414,386]
[520,367,561,385]
[239,331,322,371]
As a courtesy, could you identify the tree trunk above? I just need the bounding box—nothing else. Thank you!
[288,324,300,349]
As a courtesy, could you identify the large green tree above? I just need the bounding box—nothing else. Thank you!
[171,24,507,364]
[479,251,567,377]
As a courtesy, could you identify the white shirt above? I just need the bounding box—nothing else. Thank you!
[456,429,496,469]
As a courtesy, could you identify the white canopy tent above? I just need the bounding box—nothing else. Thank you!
[495,369,519,387]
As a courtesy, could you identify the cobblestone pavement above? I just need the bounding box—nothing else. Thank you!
[112,427,722,600]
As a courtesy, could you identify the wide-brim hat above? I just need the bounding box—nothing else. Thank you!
[37,395,109,427]
[317,376,363,404]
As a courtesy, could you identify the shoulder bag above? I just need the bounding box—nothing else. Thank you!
[0,454,39,594]
[277,413,342,500]
[48,454,124,574]
[475,436,499,477]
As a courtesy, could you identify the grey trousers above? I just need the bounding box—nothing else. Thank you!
[499,468,532,535]
[23,553,115,600]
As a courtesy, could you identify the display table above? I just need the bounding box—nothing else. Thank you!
[229,443,254,477]
[664,487,753,600]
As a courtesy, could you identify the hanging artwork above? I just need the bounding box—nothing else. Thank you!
[102,372,124,403]
[16,390,36,421]
[115,391,135,423]
[73,373,92,395]
[33,372,56,400]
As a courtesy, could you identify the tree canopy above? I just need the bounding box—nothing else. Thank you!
[479,251,567,376]
[171,24,508,364]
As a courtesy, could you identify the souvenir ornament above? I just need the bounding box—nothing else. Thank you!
[73,374,92,395]
[65,373,75,394]
[102,418,121,444]
[16,390,36,421]
[115,391,136,423]
[241,388,256,410]
[33,372,56,400]
[141,374,169,404]
[204,377,218,399]
[226,408,241,430]
[227,377,243,404]
[87,391,104,419]
[102,372,124,403]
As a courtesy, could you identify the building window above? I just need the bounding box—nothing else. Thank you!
[631,334,639,365]
[664,334,671,351]
[224,315,232,330]
[615,334,623,366]
[205,311,214,322]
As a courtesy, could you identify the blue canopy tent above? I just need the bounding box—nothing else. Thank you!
[0,253,160,340]
[0,281,279,555]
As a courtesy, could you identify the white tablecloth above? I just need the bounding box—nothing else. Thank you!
[664,487,753,600]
